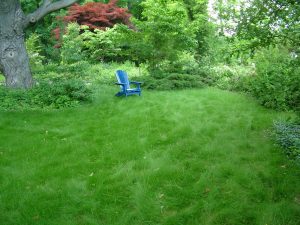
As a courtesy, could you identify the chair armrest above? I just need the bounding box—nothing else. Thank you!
[115,82,126,85]
[130,81,143,84]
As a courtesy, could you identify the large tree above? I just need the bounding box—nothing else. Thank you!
[236,0,300,50]
[211,0,300,52]
[0,0,78,88]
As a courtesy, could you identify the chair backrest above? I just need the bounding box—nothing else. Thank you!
[116,70,130,90]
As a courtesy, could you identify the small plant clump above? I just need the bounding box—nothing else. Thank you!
[274,121,300,163]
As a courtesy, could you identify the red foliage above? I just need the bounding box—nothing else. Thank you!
[52,27,61,40]
[63,0,132,30]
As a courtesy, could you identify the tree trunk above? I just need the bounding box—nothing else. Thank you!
[0,0,33,88]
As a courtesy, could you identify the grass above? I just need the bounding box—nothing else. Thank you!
[0,87,299,225]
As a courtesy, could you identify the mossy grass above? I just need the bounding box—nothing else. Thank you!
[0,87,299,225]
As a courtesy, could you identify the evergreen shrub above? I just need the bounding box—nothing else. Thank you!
[142,72,205,90]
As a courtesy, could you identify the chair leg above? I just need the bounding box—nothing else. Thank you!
[115,92,122,97]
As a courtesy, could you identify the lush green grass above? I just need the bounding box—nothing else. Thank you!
[0,87,299,225]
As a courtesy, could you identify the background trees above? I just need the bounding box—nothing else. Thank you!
[207,0,300,111]
[236,0,300,51]
[0,0,299,112]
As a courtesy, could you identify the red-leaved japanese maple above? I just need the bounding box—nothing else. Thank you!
[52,0,132,47]
[63,0,132,30]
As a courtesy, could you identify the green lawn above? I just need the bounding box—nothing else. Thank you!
[0,87,299,225]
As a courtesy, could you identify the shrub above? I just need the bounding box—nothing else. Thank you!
[60,23,86,64]
[210,64,256,91]
[137,0,196,72]
[35,61,146,85]
[34,61,92,80]
[156,52,204,75]
[31,79,92,108]
[142,72,205,91]
[274,121,300,163]
[25,33,45,70]
[244,46,300,111]
[143,52,212,90]
[0,79,92,110]
[57,23,136,63]
[80,25,126,62]
[0,87,29,110]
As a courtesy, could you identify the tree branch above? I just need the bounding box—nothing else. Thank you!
[24,0,78,28]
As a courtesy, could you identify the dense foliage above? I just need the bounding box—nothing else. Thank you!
[9,0,300,113]
[236,0,300,52]
[204,0,300,112]
[136,0,197,73]
[212,0,300,53]
[244,46,300,111]
[25,33,45,70]
[0,79,92,110]
[63,0,132,30]
[0,0,291,114]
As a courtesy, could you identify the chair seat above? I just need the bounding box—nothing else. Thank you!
[126,88,140,92]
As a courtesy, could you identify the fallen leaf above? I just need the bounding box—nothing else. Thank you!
[204,188,210,194]
[159,193,164,199]
[33,215,39,220]
[294,195,300,205]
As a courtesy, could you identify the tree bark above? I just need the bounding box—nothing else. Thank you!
[24,0,79,27]
[0,0,33,88]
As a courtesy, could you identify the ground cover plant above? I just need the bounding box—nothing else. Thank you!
[274,121,300,163]
[1,88,300,225]
[0,79,92,110]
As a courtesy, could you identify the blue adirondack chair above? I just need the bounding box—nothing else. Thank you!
[115,70,142,97]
